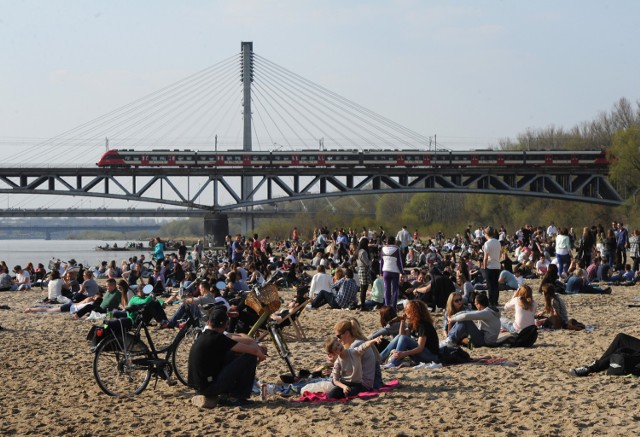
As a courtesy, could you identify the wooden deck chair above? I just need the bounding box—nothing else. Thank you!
[257,299,310,342]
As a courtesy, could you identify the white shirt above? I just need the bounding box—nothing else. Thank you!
[483,238,501,270]
[547,225,557,236]
[309,273,333,297]
[48,278,63,300]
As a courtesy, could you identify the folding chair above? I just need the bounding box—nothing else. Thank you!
[257,299,310,342]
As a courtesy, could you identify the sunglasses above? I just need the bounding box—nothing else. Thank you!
[336,333,345,339]
[453,299,462,303]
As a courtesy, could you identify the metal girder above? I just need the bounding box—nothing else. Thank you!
[0,166,624,211]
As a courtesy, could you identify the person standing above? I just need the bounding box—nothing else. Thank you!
[555,228,572,277]
[153,237,165,263]
[380,236,403,309]
[615,222,629,271]
[178,240,188,261]
[395,225,412,259]
[231,234,245,264]
[482,227,501,307]
[356,238,372,310]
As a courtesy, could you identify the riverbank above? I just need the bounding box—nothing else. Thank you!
[1,280,639,435]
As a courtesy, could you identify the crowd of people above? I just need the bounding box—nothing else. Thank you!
[2,220,640,399]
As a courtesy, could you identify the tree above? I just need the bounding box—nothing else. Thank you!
[609,125,640,195]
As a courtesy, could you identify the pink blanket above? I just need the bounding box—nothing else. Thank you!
[292,380,400,403]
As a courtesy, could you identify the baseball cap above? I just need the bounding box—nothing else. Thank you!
[208,308,228,328]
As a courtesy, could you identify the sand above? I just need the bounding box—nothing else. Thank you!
[1,281,640,436]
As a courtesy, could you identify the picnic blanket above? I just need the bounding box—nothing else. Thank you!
[292,380,400,403]
[471,356,518,367]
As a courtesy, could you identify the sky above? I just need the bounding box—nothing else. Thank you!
[0,0,639,208]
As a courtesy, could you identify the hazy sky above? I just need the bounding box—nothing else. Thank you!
[1,0,639,157]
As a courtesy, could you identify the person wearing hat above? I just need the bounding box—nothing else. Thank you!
[188,308,267,408]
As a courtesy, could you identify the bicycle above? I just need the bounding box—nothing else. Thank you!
[92,303,203,397]
[245,284,297,379]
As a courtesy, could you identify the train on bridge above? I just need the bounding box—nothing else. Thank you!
[97,149,609,168]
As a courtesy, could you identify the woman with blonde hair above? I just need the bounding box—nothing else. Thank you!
[502,285,536,333]
[443,291,465,336]
[335,318,383,389]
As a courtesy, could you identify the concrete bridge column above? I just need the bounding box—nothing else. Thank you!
[204,214,229,249]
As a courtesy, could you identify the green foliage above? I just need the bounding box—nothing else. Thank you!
[609,125,640,193]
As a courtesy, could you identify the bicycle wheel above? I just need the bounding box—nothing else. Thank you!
[172,326,200,386]
[93,336,152,397]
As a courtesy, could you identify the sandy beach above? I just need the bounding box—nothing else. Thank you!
[1,280,639,436]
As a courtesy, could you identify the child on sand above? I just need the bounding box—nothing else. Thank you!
[324,336,379,399]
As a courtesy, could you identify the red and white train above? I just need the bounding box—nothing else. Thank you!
[97,149,609,168]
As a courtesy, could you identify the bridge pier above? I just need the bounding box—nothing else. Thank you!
[204,213,229,249]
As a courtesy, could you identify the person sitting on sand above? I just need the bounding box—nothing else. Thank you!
[570,333,640,377]
[380,300,441,368]
[77,270,99,298]
[46,270,64,303]
[25,289,104,315]
[442,292,501,348]
[167,280,228,329]
[73,278,121,319]
[121,284,170,329]
[12,265,31,291]
[189,308,267,408]
[443,291,466,337]
[309,268,358,310]
[0,266,12,292]
[324,335,379,399]
[362,275,385,311]
[368,305,402,341]
[501,285,536,333]
[536,283,585,330]
[565,268,612,295]
[308,265,333,298]
[335,318,383,390]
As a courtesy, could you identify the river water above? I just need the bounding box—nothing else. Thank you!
[0,240,152,270]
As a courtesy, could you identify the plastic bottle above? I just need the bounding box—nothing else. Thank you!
[107,309,112,320]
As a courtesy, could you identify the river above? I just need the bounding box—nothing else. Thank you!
[0,240,152,270]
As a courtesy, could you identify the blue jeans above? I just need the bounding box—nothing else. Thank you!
[448,320,486,346]
[168,303,201,328]
[380,335,440,366]
[311,289,340,309]
[556,253,571,276]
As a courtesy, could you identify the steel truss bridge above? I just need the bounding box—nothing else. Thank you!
[0,163,624,215]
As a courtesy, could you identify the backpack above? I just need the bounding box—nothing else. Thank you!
[440,345,472,365]
[606,348,640,376]
[501,325,538,348]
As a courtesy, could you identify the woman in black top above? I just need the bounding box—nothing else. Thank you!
[379,300,440,367]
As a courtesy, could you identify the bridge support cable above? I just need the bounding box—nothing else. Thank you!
[254,55,416,149]
[253,54,434,150]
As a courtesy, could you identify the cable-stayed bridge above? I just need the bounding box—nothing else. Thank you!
[0,42,623,243]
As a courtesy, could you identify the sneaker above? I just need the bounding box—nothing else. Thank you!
[306,304,314,311]
[381,362,398,369]
[219,397,256,407]
[439,338,458,348]
[570,366,591,377]
[602,287,612,295]
[191,395,218,408]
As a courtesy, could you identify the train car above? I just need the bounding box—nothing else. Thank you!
[524,150,608,166]
[97,148,609,169]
